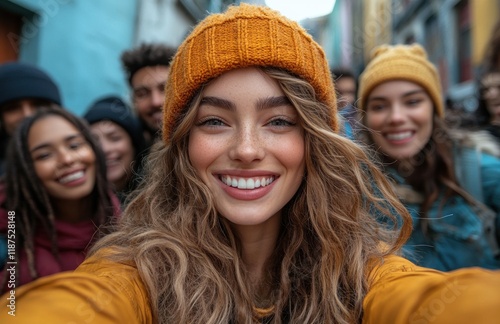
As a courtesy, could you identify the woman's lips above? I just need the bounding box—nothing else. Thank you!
[218,174,278,200]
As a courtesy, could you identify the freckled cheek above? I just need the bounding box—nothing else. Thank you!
[273,135,305,170]
[188,134,226,174]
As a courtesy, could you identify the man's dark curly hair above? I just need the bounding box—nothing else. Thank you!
[121,43,177,86]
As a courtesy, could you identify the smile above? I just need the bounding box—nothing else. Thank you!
[220,175,275,189]
[106,158,121,166]
[385,131,413,141]
[58,170,84,184]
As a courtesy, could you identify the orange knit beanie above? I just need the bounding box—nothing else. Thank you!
[162,3,337,143]
[358,44,444,118]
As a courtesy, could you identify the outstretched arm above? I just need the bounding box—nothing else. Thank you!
[0,250,153,323]
[363,255,500,323]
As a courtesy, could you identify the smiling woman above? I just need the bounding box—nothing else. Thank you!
[0,109,120,293]
[358,44,500,271]
[84,96,146,206]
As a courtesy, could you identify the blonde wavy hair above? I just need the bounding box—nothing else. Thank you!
[92,68,412,323]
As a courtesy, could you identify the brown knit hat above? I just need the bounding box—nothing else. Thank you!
[162,3,337,143]
[358,44,444,118]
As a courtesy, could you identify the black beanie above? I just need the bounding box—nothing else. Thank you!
[0,62,62,107]
[84,96,145,157]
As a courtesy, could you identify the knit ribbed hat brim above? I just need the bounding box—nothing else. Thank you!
[358,44,444,118]
[162,3,337,143]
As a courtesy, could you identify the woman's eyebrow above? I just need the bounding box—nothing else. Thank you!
[367,95,387,102]
[368,90,426,102]
[199,95,291,111]
[401,89,426,98]
[199,96,235,111]
[256,96,291,111]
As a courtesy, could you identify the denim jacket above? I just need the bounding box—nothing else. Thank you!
[389,151,500,271]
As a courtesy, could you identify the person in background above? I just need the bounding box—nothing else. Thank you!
[331,67,359,139]
[1,5,500,323]
[476,70,500,141]
[358,43,500,271]
[475,22,500,142]
[121,43,177,147]
[0,62,62,177]
[84,96,146,205]
[0,109,120,293]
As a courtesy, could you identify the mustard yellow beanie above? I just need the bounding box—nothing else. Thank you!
[358,44,444,117]
[162,3,337,143]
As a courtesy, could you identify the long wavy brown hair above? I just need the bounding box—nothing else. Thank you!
[92,68,412,323]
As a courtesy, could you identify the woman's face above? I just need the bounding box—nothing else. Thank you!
[28,115,96,201]
[90,120,134,188]
[188,67,305,229]
[364,80,434,161]
[481,72,500,124]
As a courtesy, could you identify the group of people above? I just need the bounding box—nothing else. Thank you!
[0,3,499,323]
[0,43,176,290]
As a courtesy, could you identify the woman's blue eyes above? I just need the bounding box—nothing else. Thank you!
[197,117,295,127]
[201,118,226,126]
[267,118,294,127]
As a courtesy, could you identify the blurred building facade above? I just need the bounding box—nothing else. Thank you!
[321,0,500,115]
[0,0,241,115]
[2,0,498,116]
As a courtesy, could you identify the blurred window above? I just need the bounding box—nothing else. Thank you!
[0,9,21,62]
[456,0,472,82]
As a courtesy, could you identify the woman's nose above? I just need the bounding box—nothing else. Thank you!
[57,148,77,166]
[387,104,405,124]
[100,139,113,155]
[228,126,265,163]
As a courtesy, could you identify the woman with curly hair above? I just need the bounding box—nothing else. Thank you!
[1,4,499,324]
[0,109,120,292]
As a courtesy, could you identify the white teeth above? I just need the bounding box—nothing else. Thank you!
[238,178,246,189]
[247,178,255,189]
[386,131,412,141]
[221,175,275,189]
[58,171,84,184]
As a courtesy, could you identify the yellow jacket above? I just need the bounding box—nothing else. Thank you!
[1,249,499,323]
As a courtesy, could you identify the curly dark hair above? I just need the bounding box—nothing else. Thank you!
[121,43,177,86]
